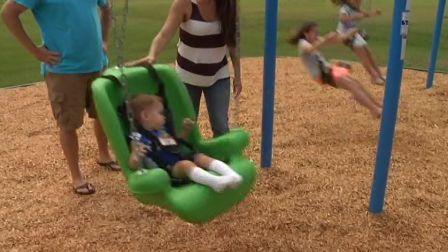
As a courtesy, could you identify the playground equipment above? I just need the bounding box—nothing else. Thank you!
[91,0,256,223]
[261,0,279,169]
[369,0,410,213]
[427,0,447,89]
[260,0,416,214]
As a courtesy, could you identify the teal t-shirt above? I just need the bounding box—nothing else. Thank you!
[15,0,109,75]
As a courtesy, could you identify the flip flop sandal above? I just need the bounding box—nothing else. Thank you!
[73,182,96,195]
[96,161,121,171]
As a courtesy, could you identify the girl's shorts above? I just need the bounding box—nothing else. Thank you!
[316,65,350,87]
[344,33,368,48]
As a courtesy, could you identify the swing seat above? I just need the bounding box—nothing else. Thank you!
[91,65,257,223]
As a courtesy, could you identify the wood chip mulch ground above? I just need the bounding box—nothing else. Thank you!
[1,57,447,251]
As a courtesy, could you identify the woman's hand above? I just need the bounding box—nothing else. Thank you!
[233,77,242,99]
[125,56,155,68]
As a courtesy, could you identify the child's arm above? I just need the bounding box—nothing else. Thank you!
[302,28,358,53]
[179,118,195,141]
[340,9,381,22]
[1,0,60,65]
[301,32,340,53]
[128,141,148,170]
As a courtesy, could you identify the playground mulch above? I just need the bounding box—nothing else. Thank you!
[1,57,447,251]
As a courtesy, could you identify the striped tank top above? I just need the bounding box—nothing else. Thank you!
[176,0,229,87]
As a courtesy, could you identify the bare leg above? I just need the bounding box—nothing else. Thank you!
[354,80,384,108]
[365,47,384,80]
[171,160,196,179]
[93,119,119,171]
[59,129,93,192]
[93,119,113,162]
[334,77,382,118]
[352,47,382,82]
[194,153,214,168]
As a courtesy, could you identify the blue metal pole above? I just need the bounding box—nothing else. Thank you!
[261,0,279,169]
[369,0,411,214]
[426,0,447,89]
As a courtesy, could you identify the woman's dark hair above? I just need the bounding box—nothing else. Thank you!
[216,0,238,47]
[288,22,318,45]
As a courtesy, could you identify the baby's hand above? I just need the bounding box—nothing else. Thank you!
[131,141,148,157]
[182,118,195,132]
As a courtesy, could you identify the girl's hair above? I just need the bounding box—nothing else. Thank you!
[216,0,238,47]
[331,0,360,10]
[288,22,318,45]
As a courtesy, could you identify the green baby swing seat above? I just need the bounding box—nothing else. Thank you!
[91,65,256,224]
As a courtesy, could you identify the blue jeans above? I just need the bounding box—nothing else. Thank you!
[185,78,230,137]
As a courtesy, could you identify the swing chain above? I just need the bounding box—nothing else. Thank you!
[111,0,136,131]
[111,0,129,68]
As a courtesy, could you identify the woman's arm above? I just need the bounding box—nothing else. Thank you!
[126,0,189,66]
[228,46,242,98]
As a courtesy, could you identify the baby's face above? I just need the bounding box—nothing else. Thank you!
[139,102,166,130]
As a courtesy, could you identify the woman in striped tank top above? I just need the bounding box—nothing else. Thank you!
[128,0,240,137]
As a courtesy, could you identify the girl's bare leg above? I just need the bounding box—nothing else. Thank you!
[352,47,382,83]
[365,47,385,80]
[334,77,382,118]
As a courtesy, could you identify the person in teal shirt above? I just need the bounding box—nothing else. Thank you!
[2,0,118,195]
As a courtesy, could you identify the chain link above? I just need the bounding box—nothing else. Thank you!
[110,0,136,131]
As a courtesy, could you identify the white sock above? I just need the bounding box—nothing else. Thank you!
[187,167,234,193]
[208,160,243,189]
